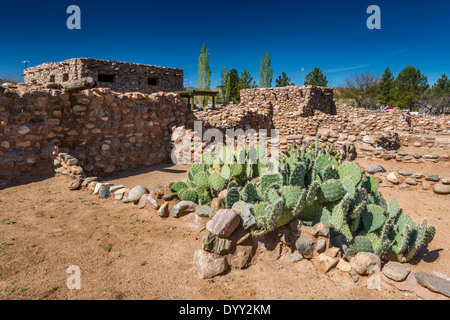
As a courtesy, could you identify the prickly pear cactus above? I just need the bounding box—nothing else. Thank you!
[317,179,345,203]
[240,183,259,203]
[178,188,198,203]
[226,187,240,209]
[209,172,225,192]
[194,172,210,189]
[170,138,436,263]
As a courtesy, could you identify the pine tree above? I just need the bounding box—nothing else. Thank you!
[432,74,450,93]
[275,72,294,87]
[378,67,395,106]
[224,69,240,105]
[304,67,328,86]
[393,66,429,109]
[259,52,274,88]
[239,70,256,90]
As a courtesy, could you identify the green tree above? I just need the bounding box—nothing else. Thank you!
[259,52,274,88]
[218,67,228,104]
[224,69,240,105]
[432,74,450,94]
[197,43,212,106]
[275,72,294,87]
[239,70,256,90]
[221,67,228,88]
[393,66,429,110]
[304,67,328,86]
[378,67,395,106]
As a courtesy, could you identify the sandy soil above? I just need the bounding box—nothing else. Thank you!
[0,157,448,300]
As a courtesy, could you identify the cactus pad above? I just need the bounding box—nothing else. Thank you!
[209,172,226,192]
[362,204,386,233]
[194,172,210,189]
[338,162,362,184]
[240,182,259,203]
[178,188,199,203]
[226,187,240,209]
[318,179,345,203]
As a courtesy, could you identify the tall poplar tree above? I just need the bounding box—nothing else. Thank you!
[259,52,274,88]
[197,43,212,106]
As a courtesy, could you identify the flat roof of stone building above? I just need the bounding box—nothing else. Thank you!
[25,57,183,72]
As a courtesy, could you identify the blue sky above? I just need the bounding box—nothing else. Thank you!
[0,0,449,87]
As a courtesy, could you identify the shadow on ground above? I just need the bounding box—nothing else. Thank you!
[0,169,54,191]
[408,246,443,265]
[98,162,189,182]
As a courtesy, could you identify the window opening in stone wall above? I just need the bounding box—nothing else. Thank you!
[98,73,115,83]
[148,78,159,86]
[63,74,69,82]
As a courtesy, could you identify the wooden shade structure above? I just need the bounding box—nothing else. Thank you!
[176,90,219,110]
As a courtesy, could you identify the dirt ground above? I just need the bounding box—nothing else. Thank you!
[0,156,449,300]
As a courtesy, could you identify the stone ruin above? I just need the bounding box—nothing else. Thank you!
[1,72,450,299]
[23,58,184,94]
[1,76,449,186]
[0,82,191,184]
[240,85,337,116]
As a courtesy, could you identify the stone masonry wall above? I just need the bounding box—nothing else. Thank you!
[191,103,273,132]
[24,58,184,94]
[240,86,336,117]
[190,102,449,162]
[0,83,190,184]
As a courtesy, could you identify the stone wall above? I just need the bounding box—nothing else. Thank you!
[2,79,449,185]
[24,58,184,94]
[0,83,190,184]
[191,103,273,132]
[189,102,449,162]
[240,86,336,116]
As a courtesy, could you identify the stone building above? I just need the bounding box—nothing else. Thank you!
[240,86,336,116]
[23,58,184,94]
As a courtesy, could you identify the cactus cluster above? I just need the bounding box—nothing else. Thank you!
[344,198,436,262]
[169,139,436,262]
[169,144,271,206]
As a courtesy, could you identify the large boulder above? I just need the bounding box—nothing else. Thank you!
[207,209,240,238]
[433,184,450,195]
[127,186,150,202]
[415,273,450,298]
[382,261,411,282]
[350,252,382,276]
[193,250,228,279]
[170,201,197,218]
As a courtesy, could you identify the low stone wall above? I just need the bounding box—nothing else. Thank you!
[240,86,336,116]
[190,102,450,162]
[0,83,190,184]
[191,102,273,132]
